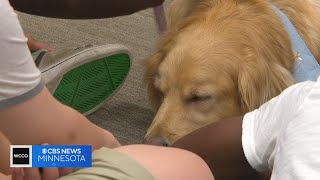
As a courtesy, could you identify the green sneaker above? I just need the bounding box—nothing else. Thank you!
[33,44,131,115]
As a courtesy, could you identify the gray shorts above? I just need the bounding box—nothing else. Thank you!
[58,147,154,180]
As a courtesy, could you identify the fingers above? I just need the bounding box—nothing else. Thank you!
[12,143,74,180]
[24,168,41,180]
[39,144,59,179]
[41,168,59,180]
[11,168,24,180]
[28,38,53,52]
[12,168,63,180]
[12,168,41,180]
[25,33,53,52]
[58,168,74,177]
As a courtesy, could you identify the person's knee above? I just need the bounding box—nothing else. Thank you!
[170,147,215,180]
[115,145,214,180]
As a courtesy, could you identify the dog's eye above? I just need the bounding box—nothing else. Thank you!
[187,94,211,103]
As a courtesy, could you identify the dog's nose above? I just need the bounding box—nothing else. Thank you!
[143,137,169,147]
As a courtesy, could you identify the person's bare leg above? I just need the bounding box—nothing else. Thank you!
[115,145,215,180]
[0,87,120,150]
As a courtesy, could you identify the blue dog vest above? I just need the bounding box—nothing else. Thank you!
[272,6,320,82]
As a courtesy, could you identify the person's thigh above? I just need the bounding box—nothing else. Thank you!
[115,145,214,180]
[58,147,154,180]
[59,146,214,180]
[0,173,10,180]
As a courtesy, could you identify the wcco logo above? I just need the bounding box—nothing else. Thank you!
[10,145,32,167]
[13,154,29,158]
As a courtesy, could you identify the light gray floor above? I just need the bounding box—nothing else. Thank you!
[17,2,171,145]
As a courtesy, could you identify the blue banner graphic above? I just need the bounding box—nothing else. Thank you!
[32,145,92,168]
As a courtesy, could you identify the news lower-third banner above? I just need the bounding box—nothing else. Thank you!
[10,145,92,168]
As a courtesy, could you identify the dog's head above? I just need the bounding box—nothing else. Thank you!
[144,1,295,146]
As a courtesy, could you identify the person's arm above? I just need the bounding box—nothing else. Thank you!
[0,133,73,179]
[0,87,120,150]
[173,116,266,180]
[0,131,12,175]
[9,0,164,19]
[0,0,119,151]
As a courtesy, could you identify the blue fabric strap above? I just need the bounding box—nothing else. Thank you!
[272,6,320,82]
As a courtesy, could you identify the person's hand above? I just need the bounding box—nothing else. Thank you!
[12,167,73,180]
[25,33,53,52]
[11,144,73,180]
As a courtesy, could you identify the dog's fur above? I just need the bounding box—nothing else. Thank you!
[144,0,320,145]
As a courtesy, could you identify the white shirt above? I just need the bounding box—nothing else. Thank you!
[243,76,320,179]
[0,0,43,109]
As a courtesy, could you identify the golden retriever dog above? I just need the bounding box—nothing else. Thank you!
[144,0,320,146]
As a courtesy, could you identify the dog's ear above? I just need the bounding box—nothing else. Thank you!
[167,0,203,29]
[144,51,165,110]
[144,30,176,110]
[238,47,295,111]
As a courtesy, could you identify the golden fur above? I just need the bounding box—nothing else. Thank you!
[144,0,320,145]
